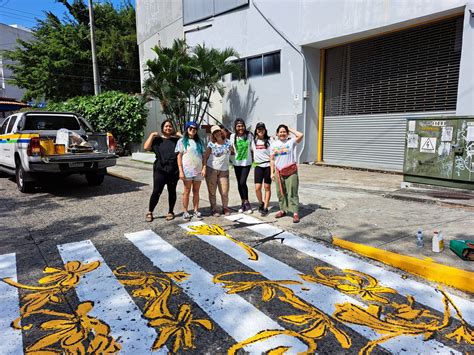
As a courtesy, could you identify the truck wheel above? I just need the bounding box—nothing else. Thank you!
[86,172,105,186]
[16,164,34,193]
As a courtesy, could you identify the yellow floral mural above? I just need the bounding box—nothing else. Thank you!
[187,224,259,261]
[26,301,121,354]
[2,260,120,354]
[213,270,351,353]
[300,266,397,304]
[114,266,213,353]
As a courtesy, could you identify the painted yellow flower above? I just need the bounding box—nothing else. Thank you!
[446,324,474,344]
[300,267,397,304]
[334,297,450,355]
[114,267,189,319]
[389,295,439,321]
[38,260,101,288]
[188,224,259,261]
[149,304,213,352]
[228,329,317,355]
[213,271,301,302]
[26,301,121,354]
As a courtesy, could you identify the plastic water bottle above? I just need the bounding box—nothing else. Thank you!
[416,228,424,248]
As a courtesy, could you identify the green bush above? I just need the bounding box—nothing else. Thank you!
[47,91,147,150]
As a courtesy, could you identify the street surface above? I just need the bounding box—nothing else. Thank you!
[0,173,472,354]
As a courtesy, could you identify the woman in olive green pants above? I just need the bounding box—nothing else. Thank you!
[270,124,304,223]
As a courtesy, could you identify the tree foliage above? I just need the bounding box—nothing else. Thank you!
[47,91,147,149]
[5,0,139,101]
[143,39,242,132]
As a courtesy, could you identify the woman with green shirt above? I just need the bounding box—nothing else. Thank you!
[230,118,253,214]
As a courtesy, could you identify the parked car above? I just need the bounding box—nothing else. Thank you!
[0,111,117,192]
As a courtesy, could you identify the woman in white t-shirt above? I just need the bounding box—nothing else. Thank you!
[251,122,272,216]
[203,125,234,217]
[176,121,205,221]
[270,124,304,223]
[230,118,253,213]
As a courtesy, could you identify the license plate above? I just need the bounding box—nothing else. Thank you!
[69,162,84,168]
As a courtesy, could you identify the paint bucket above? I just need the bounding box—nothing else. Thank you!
[40,139,55,156]
[55,144,66,155]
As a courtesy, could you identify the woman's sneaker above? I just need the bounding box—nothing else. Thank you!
[192,211,203,220]
[244,201,253,214]
[182,211,191,221]
[211,210,220,217]
[238,203,245,213]
[258,203,264,214]
[260,208,269,217]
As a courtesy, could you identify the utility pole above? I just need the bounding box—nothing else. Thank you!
[88,0,101,95]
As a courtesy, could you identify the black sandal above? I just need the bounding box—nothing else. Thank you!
[165,212,175,221]
[145,212,153,222]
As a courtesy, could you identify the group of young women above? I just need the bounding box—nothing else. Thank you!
[144,118,304,224]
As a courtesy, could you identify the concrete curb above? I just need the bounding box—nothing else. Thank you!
[333,237,474,294]
[107,171,134,181]
[384,192,474,209]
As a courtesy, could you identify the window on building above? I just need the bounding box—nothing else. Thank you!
[231,51,281,81]
[247,56,263,77]
[263,52,280,75]
[231,59,246,81]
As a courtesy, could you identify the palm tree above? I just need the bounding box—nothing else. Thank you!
[143,39,242,132]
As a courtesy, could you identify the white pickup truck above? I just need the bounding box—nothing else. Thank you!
[0,111,117,192]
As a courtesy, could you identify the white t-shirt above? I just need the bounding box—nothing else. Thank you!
[251,138,271,168]
[207,139,232,171]
[175,138,203,178]
[230,133,253,166]
[271,138,297,170]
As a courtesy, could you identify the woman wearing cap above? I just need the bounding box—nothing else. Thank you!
[251,122,272,216]
[175,121,205,221]
[270,124,304,223]
[203,125,234,216]
[143,120,180,222]
[230,118,253,213]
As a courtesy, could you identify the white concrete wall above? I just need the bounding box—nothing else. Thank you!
[456,2,474,115]
[135,0,183,149]
[184,0,473,162]
[0,23,33,100]
[185,4,305,157]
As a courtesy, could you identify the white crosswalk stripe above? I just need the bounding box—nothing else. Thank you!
[181,221,460,354]
[125,229,309,353]
[0,253,23,355]
[226,214,474,325]
[57,240,162,355]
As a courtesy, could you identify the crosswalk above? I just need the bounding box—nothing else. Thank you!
[1,214,473,354]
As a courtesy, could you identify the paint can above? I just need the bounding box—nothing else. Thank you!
[432,230,444,253]
[40,139,54,156]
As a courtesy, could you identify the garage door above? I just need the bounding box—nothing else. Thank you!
[323,15,463,171]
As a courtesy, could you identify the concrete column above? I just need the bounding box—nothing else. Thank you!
[456,2,474,115]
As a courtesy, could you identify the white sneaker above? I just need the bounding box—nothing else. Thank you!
[238,203,245,213]
[182,211,191,221]
[192,211,203,220]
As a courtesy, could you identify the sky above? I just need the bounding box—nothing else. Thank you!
[0,0,130,30]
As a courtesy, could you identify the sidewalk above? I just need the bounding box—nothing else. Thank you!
[109,156,474,275]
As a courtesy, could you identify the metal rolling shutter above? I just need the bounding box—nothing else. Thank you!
[323,16,463,171]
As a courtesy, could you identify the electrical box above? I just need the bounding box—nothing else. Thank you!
[403,116,474,189]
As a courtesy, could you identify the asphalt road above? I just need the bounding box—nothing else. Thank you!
[0,174,472,354]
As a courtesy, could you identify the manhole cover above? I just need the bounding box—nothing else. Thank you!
[427,192,473,200]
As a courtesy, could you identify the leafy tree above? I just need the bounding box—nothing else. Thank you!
[5,0,139,101]
[47,91,147,150]
[143,39,242,132]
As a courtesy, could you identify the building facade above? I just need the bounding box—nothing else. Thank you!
[136,0,474,170]
[0,24,33,100]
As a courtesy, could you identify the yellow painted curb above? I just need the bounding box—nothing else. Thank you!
[332,238,474,294]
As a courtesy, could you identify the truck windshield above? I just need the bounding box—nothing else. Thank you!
[23,114,80,130]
